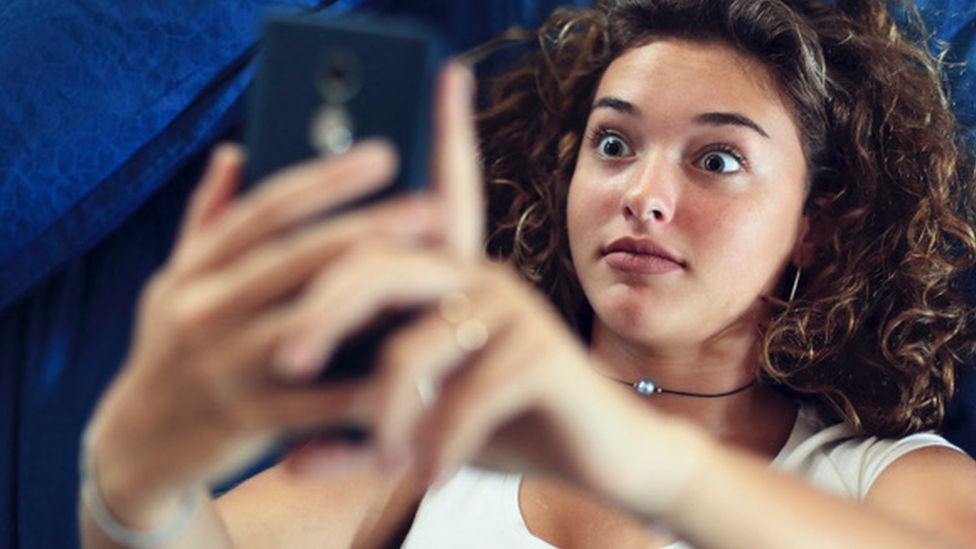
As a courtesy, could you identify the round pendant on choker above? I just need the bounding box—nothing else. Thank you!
[622,378,756,399]
[634,379,657,396]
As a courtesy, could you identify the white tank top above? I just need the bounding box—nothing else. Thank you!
[400,406,964,549]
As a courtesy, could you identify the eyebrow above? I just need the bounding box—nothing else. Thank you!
[591,96,770,139]
[592,96,641,117]
[694,112,770,139]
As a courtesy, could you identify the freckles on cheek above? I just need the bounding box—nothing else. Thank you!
[686,205,743,265]
[574,166,610,200]
[569,180,619,233]
[683,202,730,249]
[706,207,789,294]
[591,193,619,220]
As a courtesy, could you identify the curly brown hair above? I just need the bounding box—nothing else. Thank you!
[478,0,976,437]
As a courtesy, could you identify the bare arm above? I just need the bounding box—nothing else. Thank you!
[612,416,976,548]
[865,447,976,545]
[78,63,477,549]
[76,131,419,549]
[77,142,424,549]
[80,422,414,549]
[79,396,235,549]
[80,496,232,549]
[675,448,973,548]
[216,464,423,549]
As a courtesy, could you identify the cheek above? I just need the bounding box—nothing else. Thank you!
[567,168,621,242]
[690,200,798,293]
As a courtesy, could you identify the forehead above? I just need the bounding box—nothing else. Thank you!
[595,39,794,129]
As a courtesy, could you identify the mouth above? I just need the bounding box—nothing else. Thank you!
[602,237,686,275]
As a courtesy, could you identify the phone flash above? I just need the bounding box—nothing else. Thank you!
[310,105,354,156]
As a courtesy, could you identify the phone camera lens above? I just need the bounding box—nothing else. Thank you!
[329,66,347,81]
[316,50,362,104]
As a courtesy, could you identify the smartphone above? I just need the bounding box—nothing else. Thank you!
[244,13,447,441]
[245,13,446,191]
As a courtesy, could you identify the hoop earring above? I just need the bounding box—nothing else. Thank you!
[788,266,802,302]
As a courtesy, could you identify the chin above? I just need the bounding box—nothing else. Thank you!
[594,299,670,343]
[597,283,667,321]
[592,290,712,349]
[595,315,685,352]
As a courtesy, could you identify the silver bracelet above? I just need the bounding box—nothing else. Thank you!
[80,427,204,548]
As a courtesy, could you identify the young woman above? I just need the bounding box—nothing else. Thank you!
[81,0,976,547]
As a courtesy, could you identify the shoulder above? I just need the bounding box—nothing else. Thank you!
[780,408,976,543]
[775,406,967,500]
[866,445,976,545]
[215,462,426,549]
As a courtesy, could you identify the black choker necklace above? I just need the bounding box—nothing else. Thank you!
[613,378,757,398]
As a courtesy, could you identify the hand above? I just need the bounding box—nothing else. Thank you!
[86,140,440,513]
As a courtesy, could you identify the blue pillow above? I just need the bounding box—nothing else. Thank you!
[0,0,333,310]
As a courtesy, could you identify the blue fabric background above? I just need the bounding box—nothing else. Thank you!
[0,1,586,547]
[0,1,971,547]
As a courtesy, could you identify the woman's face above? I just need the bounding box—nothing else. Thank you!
[567,39,810,353]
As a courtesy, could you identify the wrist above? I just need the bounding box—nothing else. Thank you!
[613,412,714,519]
[84,414,199,527]
[81,422,207,546]
[648,418,715,520]
[559,378,713,520]
[85,375,201,523]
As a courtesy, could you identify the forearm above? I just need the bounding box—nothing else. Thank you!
[569,392,960,549]
[653,433,954,549]
[78,420,236,549]
[78,388,238,549]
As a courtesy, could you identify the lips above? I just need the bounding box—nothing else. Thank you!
[602,237,685,274]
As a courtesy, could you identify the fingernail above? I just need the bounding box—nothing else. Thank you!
[349,139,398,167]
[353,138,393,154]
[216,142,242,162]
[451,60,475,99]
[203,144,231,179]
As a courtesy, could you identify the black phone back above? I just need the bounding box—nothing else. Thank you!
[244,13,445,197]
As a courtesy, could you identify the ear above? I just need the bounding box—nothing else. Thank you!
[791,197,834,269]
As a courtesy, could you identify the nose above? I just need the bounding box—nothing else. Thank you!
[622,155,677,224]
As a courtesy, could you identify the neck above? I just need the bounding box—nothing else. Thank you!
[588,320,797,457]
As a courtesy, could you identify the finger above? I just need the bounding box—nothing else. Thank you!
[191,302,294,388]
[248,380,374,434]
[168,196,439,336]
[176,143,243,246]
[272,247,476,381]
[371,290,511,468]
[413,324,539,487]
[283,441,376,478]
[192,307,374,432]
[171,140,398,279]
[433,61,485,261]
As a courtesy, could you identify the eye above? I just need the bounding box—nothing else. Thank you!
[697,148,745,174]
[592,130,634,159]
